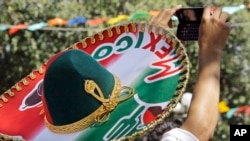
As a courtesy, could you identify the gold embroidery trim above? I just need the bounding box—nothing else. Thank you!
[131,23,136,32]
[45,75,135,134]
[81,39,87,48]
[115,26,121,34]
[107,29,113,37]
[124,25,129,33]
[98,32,104,40]
[90,36,95,44]
[29,72,36,79]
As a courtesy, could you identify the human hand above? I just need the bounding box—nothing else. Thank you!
[178,6,231,140]
[198,5,231,54]
[148,5,182,29]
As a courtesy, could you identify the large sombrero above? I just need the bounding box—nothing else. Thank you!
[0,22,189,141]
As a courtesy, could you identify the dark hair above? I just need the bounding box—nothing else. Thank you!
[134,114,183,141]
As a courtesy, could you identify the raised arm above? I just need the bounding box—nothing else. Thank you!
[180,5,231,141]
[149,4,231,141]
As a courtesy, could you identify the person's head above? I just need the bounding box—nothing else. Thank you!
[134,114,183,141]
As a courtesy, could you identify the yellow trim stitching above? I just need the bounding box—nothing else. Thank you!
[108,29,113,37]
[176,46,182,55]
[172,38,177,47]
[71,44,78,49]
[81,39,87,48]
[0,94,8,102]
[124,25,129,33]
[21,78,29,86]
[6,89,14,96]
[14,84,22,91]
[115,26,121,34]
[29,72,36,79]
[167,33,173,43]
[161,30,167,39]
[38,66,44,74]
[148,24,152,33]
[155,26,160,35]
[140,23,145,32]
[131,23,136,32]
[90,36,95,44]
[98,32,104,40]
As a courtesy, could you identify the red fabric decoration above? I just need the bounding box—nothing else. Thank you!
[86,18,107,26]
[8,23,28,35]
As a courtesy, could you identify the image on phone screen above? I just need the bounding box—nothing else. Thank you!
[176,8,204,41]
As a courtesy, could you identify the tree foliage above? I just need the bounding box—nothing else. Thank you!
[0,0,250,140]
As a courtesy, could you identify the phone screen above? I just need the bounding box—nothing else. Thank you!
[176,8,204,41]
[176,8,204,22]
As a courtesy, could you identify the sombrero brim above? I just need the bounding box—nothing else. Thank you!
[0,22,189,141]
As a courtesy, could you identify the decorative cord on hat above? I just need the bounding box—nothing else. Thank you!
[85,75,135,122]
[44,75,135,134]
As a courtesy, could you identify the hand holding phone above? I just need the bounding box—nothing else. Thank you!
[175,8,204,41]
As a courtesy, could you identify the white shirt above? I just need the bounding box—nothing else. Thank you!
[161,128,199,141]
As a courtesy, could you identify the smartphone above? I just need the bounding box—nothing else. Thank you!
[175,8,204,41]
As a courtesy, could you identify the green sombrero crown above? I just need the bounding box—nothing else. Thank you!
[42,49,134,134]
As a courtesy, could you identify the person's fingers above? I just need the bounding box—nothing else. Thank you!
[173,5,183,17]
[172,4,183,12]
[160,5,182,26]
[149,8,167,25]
[156,9,173,28]
[213,7,222,19]
[148,15,157,25]
[158,5,182,28]
[220,12,228,22]
[160,5,182,21]
[202,5,213,19]
[148,5,182,28]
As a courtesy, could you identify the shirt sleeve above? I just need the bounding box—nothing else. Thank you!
[161,128,199,141]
